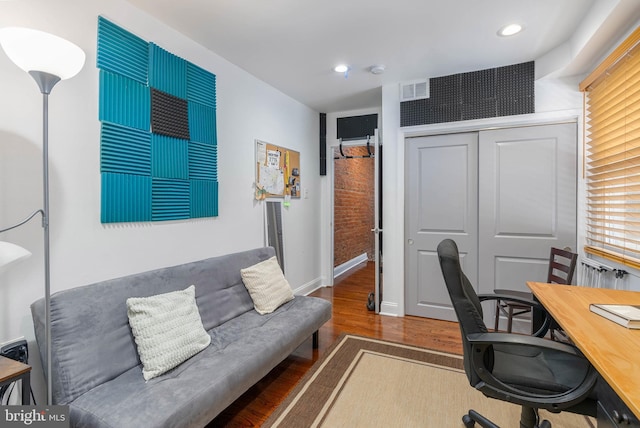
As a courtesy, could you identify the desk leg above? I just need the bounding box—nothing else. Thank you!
[532,293,546,336]
[21,372,30,405]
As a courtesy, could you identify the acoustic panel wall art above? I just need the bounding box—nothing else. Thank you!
[97,17,218,223]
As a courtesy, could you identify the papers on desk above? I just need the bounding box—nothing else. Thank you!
[590,304,640,329]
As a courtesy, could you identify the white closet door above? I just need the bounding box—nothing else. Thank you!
[405,133,478,320]
[478,123,577,331]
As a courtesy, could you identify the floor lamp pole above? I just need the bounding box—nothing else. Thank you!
[42,86,53,407]
[0,26,85,407]
[30,70,60,406]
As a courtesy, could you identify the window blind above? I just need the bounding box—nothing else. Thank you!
[581,27,640,269]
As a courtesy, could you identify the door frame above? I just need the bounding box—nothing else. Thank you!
[328,133,382,311]
[400,112,582,317]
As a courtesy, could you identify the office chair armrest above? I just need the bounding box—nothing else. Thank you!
[466,332,598,411]
[477,294,552,337]
[477,293,541,309]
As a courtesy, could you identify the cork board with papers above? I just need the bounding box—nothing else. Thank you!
[255,140,301,198]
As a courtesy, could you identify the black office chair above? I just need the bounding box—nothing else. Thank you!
[437,239,597,428]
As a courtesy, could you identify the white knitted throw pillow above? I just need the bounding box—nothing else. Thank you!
[126,285,211,381]
[241,256,294,315]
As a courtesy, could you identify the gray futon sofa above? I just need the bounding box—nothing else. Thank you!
[30,247,332,427]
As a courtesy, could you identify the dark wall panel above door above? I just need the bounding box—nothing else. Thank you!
[400,62,534,127]
[337,114,378,140]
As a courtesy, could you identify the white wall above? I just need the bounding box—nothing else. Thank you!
[0,0,322,392]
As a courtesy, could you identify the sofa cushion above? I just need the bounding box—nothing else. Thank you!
[241,256,294,314]
[126,285,211,381]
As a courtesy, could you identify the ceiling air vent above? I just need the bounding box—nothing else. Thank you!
[400,79,430,101]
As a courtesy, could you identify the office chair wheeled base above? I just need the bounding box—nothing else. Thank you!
[463,410,499,428]
[462,407,551,428]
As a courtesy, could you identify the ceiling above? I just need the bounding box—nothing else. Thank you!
[125,0,638,113]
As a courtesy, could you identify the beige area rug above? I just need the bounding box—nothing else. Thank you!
[263,334,596,428]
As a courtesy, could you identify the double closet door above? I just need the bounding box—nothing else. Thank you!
[405,123,577,329]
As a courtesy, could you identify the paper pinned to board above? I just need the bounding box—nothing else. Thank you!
[267,150,280,169]
[259,165,285,194]
[256,140,267,164]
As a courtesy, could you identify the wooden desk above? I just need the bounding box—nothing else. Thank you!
[528,282,640,422]
[0,355,31,405]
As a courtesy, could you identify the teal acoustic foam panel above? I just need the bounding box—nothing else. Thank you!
[101,173,152,223]
[191,180,218,218]
[149,43,187,99]
[188,102,217,145]
[101,122,151,175]
[187,62,216,108]
[97,17,218,223]
[152,178,190,221]
[97,16,148,85]
[189,142,217,181]
[152,134,189,179]
[99,70,150,131]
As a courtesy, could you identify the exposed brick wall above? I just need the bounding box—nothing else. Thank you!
[334,146,375,267]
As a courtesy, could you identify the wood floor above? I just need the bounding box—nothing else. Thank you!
[209,261,463,427]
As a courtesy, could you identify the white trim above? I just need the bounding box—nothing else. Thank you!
[380,301,399,317]
[333,253,368,279]
[401,110,581,138]
[293,276,325,296]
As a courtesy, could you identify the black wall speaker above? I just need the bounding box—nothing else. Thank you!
[320,113,327,176]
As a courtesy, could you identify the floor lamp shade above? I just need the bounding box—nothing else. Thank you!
[0,241,32,271]
[0,27,85,79]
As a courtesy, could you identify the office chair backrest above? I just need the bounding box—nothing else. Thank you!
[437,239,490,387]
[547,247,578,285]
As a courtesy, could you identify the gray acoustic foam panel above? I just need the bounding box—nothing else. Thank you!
[400,61,534,127]
[151,88,190,140]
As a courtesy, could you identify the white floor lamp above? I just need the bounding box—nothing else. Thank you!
[0,27,85,406]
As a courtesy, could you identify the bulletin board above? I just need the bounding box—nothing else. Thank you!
[255,140,301,198]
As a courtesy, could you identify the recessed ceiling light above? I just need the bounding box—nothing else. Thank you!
[334,64,351,79]
[498,23,523,37]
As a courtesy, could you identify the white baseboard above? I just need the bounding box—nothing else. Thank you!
[380,301,399,317]
[333,253,368,279]
[294,276,325,296]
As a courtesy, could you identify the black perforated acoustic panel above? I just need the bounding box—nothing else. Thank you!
[337,114,378,140]
[430,74,459,107]
[151,88,190,139]
[400,61,534,127]
[400,98,430,127]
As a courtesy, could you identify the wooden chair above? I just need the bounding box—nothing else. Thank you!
[493,247,578,338]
